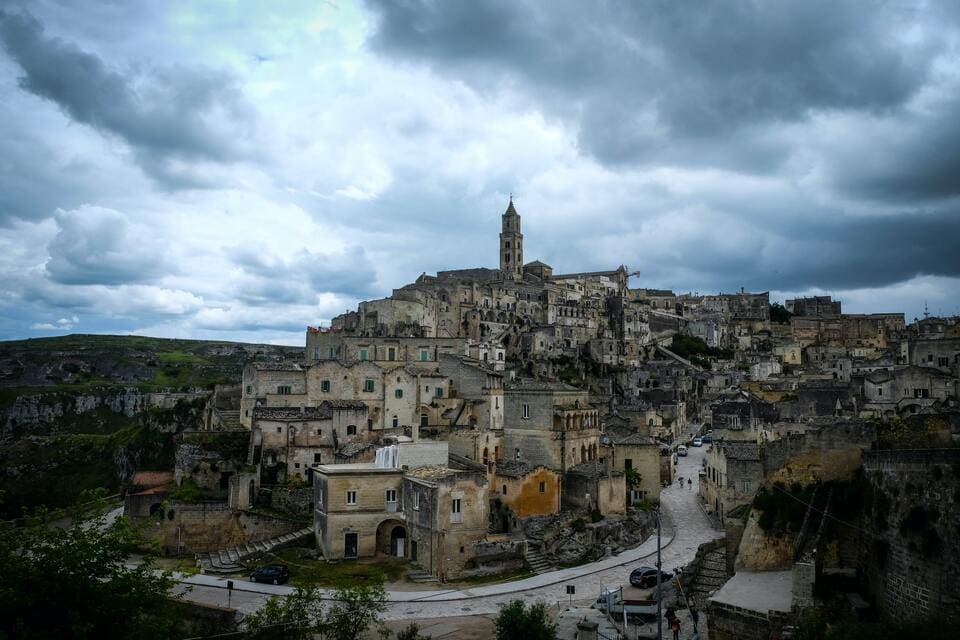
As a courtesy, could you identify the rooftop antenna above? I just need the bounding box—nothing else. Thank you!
[924,301,930,319]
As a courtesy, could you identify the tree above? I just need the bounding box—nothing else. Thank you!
[625,467,642,506]
[396,622,432,640]
[0,491,177,639]
[324,580,388,640]
[769,302,792,324]
[243,586,325,639]
[494,599,556,640]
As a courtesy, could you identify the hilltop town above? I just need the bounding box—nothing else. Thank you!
[6,200,959,638]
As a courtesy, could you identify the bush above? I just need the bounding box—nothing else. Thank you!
[495,600,556,640]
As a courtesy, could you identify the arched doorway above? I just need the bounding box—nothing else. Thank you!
[376,519,407,558]
[390,526,406,557]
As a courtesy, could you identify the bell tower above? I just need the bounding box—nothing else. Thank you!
[499,197,523,281]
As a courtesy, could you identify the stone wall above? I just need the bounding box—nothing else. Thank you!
[860,449,960,617]
[149,501,301,553]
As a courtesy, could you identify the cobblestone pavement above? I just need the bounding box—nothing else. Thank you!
[175,441,722,624]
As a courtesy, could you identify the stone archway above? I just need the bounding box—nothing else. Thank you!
[376,518,407,558]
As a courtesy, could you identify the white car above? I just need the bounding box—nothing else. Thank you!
[692,437,703,447]
[677,445,688,457]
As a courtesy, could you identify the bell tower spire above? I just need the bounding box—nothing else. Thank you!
[499,196,523,281]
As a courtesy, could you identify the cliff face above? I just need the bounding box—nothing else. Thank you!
[0,334,300,518]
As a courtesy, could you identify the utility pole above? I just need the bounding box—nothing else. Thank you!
[656,506,663,640]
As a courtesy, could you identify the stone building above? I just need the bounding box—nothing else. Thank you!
[490,460,561,533]
[403,466,489,579]
[250,401,369,483]
[861,365,958,417]
[502,380,601,472]
[313,462,406,559]
[601,428,662,503]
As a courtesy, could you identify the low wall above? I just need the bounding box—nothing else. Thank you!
[149,501,301,554]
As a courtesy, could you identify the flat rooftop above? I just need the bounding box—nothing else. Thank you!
[312,463,401,474]
[709,570,793,613]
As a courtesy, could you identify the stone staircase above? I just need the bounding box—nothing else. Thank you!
[406,570,440,584]
[215,409,242,430]
[197,526,313,574]
[688,546,728,607]
[525,546,555,574]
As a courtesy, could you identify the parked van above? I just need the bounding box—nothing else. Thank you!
[677,445,688,457]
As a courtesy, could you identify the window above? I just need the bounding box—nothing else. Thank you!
[522,404,530,419]
[347,424,357,435]
[367,419,373,430]
[321,380,331,393]
[276,427,282,434]
[498,352,504,360]
[420,349,429,361]
[395,389,403,399]
[539,481,545,493]
[740,481,751,493]
[878,388,883,397]
[386,489,397,503]
[359,349,368,361]
[502,484,507,495]
[392,415,399,428]
[435,387,443,398]
[245,385,252,394]
[928,354,934,362]
[328,347,336,358]
[277,385,292,395]
[914,388,929,399]
[939,357,949,367]
[364,379,375,393]
[451,498,462,523]
[413,492,420,510]
[625,458,633,471]
[346,491,357,505]
[420,414,428,428]
[388,347,396,361]
[314,453,322,463]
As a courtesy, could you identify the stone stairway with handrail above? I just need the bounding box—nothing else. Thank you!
[197,526,313,574]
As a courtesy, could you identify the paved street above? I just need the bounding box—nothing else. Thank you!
[175,441,722,622]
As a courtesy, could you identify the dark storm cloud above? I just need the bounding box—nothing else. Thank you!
[366,0,939,168]
[0,10,255,187]
[827,90,960,202]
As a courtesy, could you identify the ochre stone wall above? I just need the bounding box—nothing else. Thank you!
[497,467,560,518]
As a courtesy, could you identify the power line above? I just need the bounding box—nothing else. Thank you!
[770,483,880,539]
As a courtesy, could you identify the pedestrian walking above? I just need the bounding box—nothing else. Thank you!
[670,617,681,640]
[688,478,692,491]
[691,607,700,632]
[677,475,683,487]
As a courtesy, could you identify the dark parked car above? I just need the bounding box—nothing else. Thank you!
[251,564,290,585]
[629,566,673,588]
[701,433,713,444]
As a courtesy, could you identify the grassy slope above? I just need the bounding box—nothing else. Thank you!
[0,334,301,518]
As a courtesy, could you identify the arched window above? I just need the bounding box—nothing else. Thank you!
[392,415,399,428]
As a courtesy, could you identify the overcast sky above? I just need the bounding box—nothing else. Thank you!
[1,1,959,345]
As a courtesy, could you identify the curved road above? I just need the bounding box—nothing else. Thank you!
[174,444,721,620]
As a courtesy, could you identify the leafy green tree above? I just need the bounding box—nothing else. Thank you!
[623,467,643,504]
[324,580,388,640]
[495,599,556,640]
[769,302,792,324]
[243,586,326,639]
[0,492,177,639]
[396,622,432,640]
